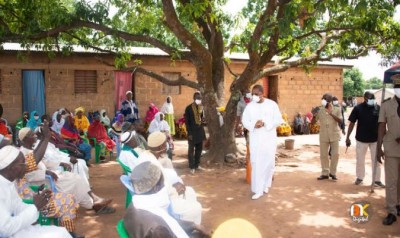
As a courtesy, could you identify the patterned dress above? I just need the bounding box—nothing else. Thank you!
[15,153,79,232]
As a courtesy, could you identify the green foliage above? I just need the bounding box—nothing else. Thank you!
[343,68,366,97]
[365,77,383,89]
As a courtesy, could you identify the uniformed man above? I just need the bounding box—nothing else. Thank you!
[377,76,400,226]
[312,93,343,180]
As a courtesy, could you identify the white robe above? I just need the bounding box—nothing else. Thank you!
[121,148,202,224]
[36,140,90,186]
[242,99,283,194]
[20,147,93,209]
[148,112,171,134]
[0,175,71,238]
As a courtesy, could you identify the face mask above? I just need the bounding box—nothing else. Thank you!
[394,88,400,98]
[332,101,339,106]
[321,99,327,107]
[245,93,252,99]
[252,95,261,103]
[367,99,375,106]
[34,116,39,120]
[195,99,202,105]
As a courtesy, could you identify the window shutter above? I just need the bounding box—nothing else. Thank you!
[74,70,97,94]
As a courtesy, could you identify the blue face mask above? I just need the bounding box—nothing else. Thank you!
[367,99,375,106]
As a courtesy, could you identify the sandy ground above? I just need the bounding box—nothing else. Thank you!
[75,114,400,237]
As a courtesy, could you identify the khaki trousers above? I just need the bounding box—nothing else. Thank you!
[356,141,381,181]
[385,156,400,215]
[320,141,339,176]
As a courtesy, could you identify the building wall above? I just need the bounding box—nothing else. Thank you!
[0,51,345,126]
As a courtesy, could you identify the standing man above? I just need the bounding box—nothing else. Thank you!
[312,93,342,181]
[242,85,283,200]
[185,92,206,174]
[121,91,139,123]
[236,88,252,137]
[346,91,385,187]
[377,77,400,225]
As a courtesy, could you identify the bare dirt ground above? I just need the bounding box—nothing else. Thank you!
[76,128,400,237]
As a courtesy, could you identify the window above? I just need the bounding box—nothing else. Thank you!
[162,72,181,95]
[74,70,97,94]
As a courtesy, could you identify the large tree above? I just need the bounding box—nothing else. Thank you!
[344,68,365,97]
[1,0,399,162]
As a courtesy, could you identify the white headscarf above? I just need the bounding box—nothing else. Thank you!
[0,145,20,170]
[148,112,170,134]
[161,96,174,114]
[100,109,111,127]
[51,110,65,134]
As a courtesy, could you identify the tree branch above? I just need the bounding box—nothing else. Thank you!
[124,66,200,90]
[161,0,209,57]
[224,60,239,78]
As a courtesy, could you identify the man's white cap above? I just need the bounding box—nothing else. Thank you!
[126,91,133,95]
[121,131,136,144]
[0,145,20,170]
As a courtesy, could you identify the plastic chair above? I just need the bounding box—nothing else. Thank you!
[120,175,134,208]
[116,219,130,238]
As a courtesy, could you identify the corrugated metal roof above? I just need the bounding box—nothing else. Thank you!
[1,43,353,67]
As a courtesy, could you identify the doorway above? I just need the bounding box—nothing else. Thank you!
[22,70,46,116]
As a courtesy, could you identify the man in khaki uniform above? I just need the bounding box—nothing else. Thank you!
[377,77,400,225]
[312,93,343,180]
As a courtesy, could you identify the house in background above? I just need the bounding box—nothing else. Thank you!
[0,43,350,126]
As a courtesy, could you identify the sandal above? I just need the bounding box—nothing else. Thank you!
[95,205,116,215]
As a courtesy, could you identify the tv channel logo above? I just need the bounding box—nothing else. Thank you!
[349,201,372,224]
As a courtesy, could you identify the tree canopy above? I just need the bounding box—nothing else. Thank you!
[1,0,399,160]
[365,76,383,89]
[343,68,365,97]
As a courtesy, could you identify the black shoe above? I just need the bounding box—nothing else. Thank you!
[354,178,363,185]
[396,205,400,216]
[383,213,397,225]
[329,174,338,180]
[374,181,386,188]
[317,175,329,180]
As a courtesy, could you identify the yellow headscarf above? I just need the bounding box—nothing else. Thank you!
[74,107,85,114]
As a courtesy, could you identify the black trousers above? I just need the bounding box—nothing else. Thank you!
[188,140,203,169]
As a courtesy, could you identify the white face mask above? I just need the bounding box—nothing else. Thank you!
[34,116,39,120]
[332,100,339,106]
[321,99,327,107]
[367,99,375,106]
[394,88,400,98]
[195,99,202,105]
[245,93,252,99]
[252,95,261,103]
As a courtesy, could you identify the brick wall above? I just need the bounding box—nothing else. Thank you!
[0,51,345,126]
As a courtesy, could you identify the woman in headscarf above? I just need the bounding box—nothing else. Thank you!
[148,112,174,159]
[87,111,116,162]
[160,96,176,136]
[100,109,111,128]
[74,107,90,135]
[26,111,42,130]
[61,115,92,164]
[109,113,124,158]
[51,109,66,135]
[145,102,158,125]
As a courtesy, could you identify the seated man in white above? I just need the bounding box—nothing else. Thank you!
[0,145,72,238]
[18,126,115,215]
[120,130,202,225]
[127,161,209,237]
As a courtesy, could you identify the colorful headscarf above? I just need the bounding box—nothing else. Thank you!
[26,111,42,130]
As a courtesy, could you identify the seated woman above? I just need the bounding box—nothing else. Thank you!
[61,115,92,164]
[109,113,124,158]
[100,109,111,129]
[16,111,30,130]
[73,107,90,135]
[27,111,42,131]
[87,111,116,162]
[294,113,304,135]
[145,102,159,132]
[148,112,174,159]
[51,109,66,135]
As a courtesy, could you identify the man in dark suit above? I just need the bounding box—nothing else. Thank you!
[185,92,206,174]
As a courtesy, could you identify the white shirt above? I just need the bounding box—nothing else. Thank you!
[0,175,39,237]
